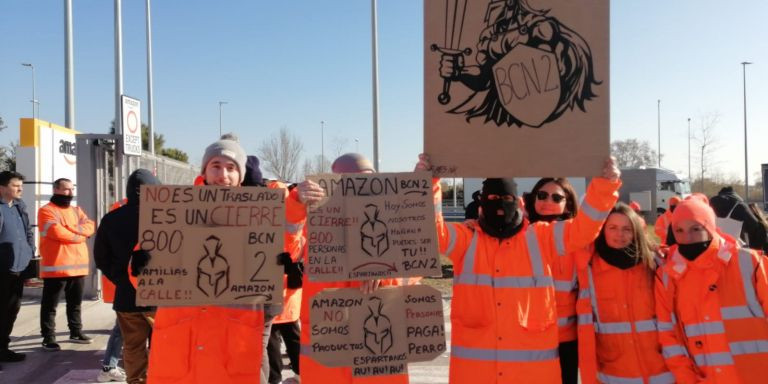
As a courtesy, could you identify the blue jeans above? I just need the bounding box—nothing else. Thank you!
[102,321,123,368]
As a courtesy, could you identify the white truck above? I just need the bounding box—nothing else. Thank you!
[619,167,691,222]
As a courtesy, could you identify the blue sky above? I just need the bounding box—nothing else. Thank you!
[1,0,767,183]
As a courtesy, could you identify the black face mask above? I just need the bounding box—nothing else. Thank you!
[478,178,523,239]
[50,194,74,208]
[532,213,570,223]
[595,234,639,270]
[678,240,712,261]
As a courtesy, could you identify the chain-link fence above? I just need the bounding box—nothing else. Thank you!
[126,152,199,185]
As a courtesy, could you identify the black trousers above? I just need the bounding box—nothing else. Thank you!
[0,271,23,351]
[40,276,84,339]
[559,340,579,384]
[267,320,300,384]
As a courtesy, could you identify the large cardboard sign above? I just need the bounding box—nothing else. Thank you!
[136,185,285,306]
[424,0,609,177]
[309,285,446,376]
[306,172,440,282]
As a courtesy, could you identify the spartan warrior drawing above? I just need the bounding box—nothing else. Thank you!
[360,204,390,258]
[197,235,230,298]
[432,0,600,128]
[363,297,394,355]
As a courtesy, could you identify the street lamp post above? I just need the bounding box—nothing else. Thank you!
[657,99,661,168]
[218,101,228,137]
[355,138,359,153]
[21,63,37,119]
[320,121,325,172]
[741,61,752,202]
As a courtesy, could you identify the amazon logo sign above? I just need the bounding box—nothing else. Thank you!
[58,139,77,165]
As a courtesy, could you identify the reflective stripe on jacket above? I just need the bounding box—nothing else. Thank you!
[38,202,94,278]
[577,250,671,384]
[552,220,578,342]
[147,181,305,384]
[437,177,620,383]
[655,237,768,384]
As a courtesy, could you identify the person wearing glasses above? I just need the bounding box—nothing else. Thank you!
[575,203,672,383]
[523,178,581,384]
[416,154,621,383]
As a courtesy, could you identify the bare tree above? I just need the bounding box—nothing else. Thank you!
[610,139,658,168]
[693,113,721,192]
[330,136,349,158]
[258,127,304,182]
[300,155,332,180]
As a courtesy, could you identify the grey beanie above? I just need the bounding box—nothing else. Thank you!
[201,133,247,183]
[331,153,375,174]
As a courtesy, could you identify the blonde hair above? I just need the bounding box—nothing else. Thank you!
[600,202,657,270]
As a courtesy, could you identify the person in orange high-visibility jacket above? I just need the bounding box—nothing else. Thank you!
[523,177,582,384]
[576,203,672,384]
[416,154,621,384]
[38,177,96,349]
[267,254,303,384]
[144,135,307,384]
[655,198,768,384]
[292,153,410,384]
[654,196,680,246]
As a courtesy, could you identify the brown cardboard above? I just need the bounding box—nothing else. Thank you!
[425,0,610,177]
[306,172,440,282]
[308,285,446,376]
[136,185,285,306]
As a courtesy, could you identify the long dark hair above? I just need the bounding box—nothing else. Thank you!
[525,178,579,223]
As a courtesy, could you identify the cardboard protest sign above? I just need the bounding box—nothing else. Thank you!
[136,185,285,306]
[306,172,440,282]
[308,285,446,376]
[424,0,609,177]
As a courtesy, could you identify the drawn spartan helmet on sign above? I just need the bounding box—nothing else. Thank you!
[197,235,230,298]
[360,204,390,257]
[363,297,393,355]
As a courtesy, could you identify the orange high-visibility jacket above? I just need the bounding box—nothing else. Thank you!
[437,178,620,384]
[287,187,410,384]
[576,249,672,384]
[553,246,578,343]
[38,202,95,278]
[654,213,671,245]
[655,237,768,384]
[147,181,306,384]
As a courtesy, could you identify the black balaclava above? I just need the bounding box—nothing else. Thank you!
[50,194,74,208]
[678,240,712,261]
[479,178,523,239]
[595,233,639,270]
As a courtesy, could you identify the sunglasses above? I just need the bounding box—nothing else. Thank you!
[536,190,566,204]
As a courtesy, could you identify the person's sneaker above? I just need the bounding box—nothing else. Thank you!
[0,349,26,362]
[97,366,127,382]
[69,333,93,344]
[42,337,61,351]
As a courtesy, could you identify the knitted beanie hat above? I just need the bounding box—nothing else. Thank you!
[201,133,246,183]
[671,199,718,237]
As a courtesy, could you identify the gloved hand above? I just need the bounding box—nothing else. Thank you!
[277,252,303,289]
[130,249,151,277]
[296,180,325,204]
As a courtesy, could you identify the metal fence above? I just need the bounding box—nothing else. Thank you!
[127,151,199,185]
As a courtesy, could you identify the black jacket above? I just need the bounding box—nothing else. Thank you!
[93,169,158,312]
[709,188,767,252]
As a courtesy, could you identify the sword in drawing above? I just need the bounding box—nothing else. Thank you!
[430,0,472,105]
